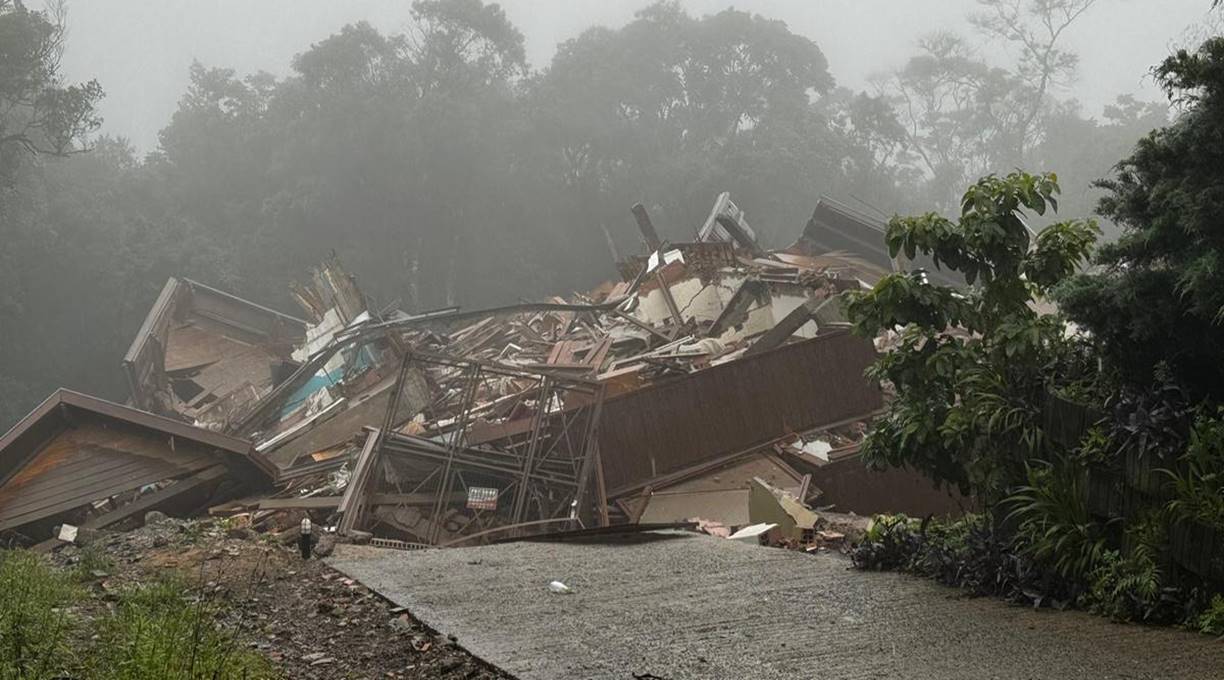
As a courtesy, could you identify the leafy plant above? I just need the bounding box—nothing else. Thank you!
[852,513,1079,607]
[1082,515,1184,624]
[1073,426,1112,467]
[846,171,1099,501]
[852,514,923,571]
[1196,594,1224,636]
[1006,458,1111,581]
[1111,377,1194,465]
[1164,409,1224,530]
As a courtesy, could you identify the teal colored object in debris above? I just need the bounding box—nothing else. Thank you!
[278,345,377,417]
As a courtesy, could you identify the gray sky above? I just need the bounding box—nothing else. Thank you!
[46,0,1216,152]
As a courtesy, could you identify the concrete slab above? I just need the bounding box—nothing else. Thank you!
[328,531,1224,679]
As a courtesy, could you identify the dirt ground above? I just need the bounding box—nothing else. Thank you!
[328,530,1224,680]
[49,518,511,680]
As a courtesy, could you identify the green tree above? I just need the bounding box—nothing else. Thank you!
[1057,38,1224,400]
[846,171,1098,499]
[147,2,540,313]
[1031,95,1168,239]
[0,0,108,426]
[528,0,872,258]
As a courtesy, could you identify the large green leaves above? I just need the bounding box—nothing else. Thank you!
[847,171,1098,501]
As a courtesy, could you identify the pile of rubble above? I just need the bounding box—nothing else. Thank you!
[0,192,960,551]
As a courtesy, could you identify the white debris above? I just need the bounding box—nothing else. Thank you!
[57,523,78,543]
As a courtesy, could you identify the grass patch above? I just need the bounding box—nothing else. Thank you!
[0,549,278,680]
[72,545,115,582]
[91,576,276,680]
[0,550,80,679]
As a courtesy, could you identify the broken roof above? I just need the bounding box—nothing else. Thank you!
[0,389,273,534]
[789,196,962,288]
[122,277,306,418]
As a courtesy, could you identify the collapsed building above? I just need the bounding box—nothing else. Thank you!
[0,193,961,549]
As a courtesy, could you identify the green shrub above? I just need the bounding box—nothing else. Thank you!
[853,514,922,571]
[1084,550,1164,622]
[89,576,277,680]
[1006,458,1111,582]
[1080,516,1187,624]
[1165,410,1224,530]
[1196,594,1224,636]
[0,550,80,680]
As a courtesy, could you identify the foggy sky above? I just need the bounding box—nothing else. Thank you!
[45,0,1217,152]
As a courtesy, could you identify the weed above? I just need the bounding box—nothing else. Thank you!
[89,576,278,679]
[0,551,80,680]
[73,545,115,582]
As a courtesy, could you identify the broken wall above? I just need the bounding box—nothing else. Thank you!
[598,330,882,494]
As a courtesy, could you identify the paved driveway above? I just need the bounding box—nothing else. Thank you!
[329,532,1224,679]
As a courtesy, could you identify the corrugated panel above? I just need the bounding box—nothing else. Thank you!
[599,330,882,493]
[123,278,183,410]
[791,199,962,288]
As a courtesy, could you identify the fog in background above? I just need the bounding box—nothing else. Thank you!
[51,0,1212,151]
[3,0,1221,426]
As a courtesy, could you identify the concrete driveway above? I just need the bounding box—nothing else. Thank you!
[329,531,1224,679]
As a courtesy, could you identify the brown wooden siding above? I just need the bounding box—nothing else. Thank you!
[0,422,217,531]
[598,330,882,493]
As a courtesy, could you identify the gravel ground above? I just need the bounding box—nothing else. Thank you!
[49,518,511,679]
[329,530,1224,680]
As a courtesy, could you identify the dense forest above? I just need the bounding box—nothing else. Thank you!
[0,0,1172,427]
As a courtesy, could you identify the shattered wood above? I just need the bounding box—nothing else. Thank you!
[3,191,960,549]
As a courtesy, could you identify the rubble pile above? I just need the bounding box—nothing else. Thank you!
[1,192,962,552]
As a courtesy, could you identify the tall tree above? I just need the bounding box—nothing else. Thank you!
[876,0,1100,210]
[970,0,1099,159]
[1057,37,1224,399]
[1032,95,1168,238]
[0,0,108,426]
[529,1,852,254]
[151,3,537,312]
[0,0,102,181]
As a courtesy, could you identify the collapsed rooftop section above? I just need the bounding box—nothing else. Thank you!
[2,192,962,548]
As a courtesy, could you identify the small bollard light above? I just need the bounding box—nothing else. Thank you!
[299,517,312,559]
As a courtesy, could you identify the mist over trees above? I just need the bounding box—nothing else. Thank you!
[0,0,1183,426]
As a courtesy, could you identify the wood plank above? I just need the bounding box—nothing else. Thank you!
[337,429,381,534]
[0,466,194,531]
[258,496,343,510]
[0,455,197,515]
[0,445,124,493]
[0,451,188,502]
[82,465,227,530]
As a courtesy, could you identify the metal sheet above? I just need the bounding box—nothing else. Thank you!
[598,330,882,493]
